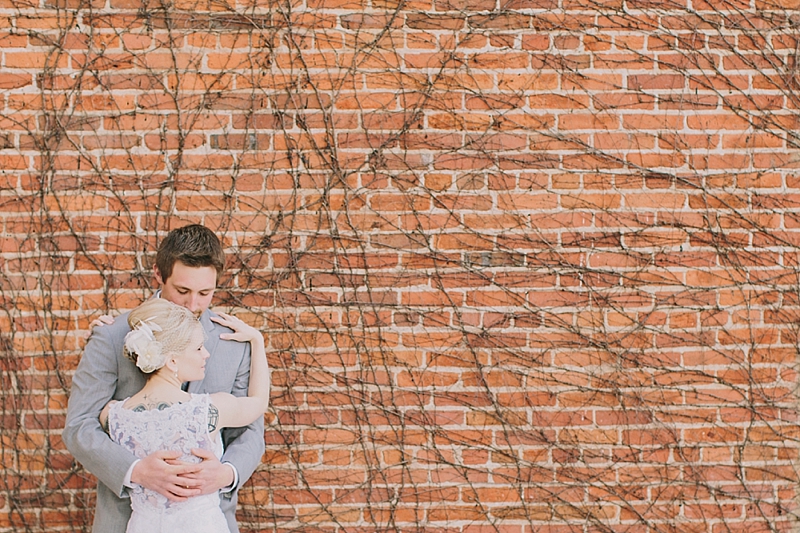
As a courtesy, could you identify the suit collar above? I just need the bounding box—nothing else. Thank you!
[188,310,220,393]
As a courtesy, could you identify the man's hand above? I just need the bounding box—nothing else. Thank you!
[84,314,116,340]
[130,451,202,501]
[176,448,236,495]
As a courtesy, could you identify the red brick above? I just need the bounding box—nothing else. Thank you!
[3,4,800,532]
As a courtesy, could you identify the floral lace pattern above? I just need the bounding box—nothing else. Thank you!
[108,393,230,533]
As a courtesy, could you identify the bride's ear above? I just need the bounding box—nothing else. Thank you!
[165,357,179,377]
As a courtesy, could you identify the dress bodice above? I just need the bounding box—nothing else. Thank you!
[108,393,229,532]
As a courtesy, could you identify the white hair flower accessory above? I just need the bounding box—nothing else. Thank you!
[124,319,165,373]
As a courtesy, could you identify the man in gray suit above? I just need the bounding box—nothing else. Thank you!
[64,225,265,533]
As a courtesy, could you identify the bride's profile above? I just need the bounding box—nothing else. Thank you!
[99,298,270,533]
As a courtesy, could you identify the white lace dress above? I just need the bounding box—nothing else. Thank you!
[107,393,230,533]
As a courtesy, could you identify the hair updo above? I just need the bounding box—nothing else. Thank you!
[124,299,201,374]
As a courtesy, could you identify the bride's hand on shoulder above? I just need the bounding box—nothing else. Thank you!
[210,312,263,345]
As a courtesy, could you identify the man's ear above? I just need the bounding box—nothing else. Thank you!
[153,266,164,286]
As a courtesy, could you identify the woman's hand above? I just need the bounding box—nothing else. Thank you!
[210,312,264,345]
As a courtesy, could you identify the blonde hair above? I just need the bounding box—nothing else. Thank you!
[125,299,200,373]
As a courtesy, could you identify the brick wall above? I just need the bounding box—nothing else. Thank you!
[1,0,799,531]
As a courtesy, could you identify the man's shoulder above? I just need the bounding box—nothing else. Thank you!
[201,309,250,355]
[86,311,132,344]
[201,308,230,332]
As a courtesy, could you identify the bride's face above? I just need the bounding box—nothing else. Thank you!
[177,324,210,382]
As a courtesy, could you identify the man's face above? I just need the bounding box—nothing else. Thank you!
[155,261,217,317]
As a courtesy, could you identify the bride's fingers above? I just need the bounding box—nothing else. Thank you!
[211,313,243,327]
[211,316,235,328]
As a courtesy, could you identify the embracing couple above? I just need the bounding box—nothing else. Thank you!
[63,225,268,533]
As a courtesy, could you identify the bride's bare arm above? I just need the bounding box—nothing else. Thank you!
[208,312,270,429]
[98,401,115,433]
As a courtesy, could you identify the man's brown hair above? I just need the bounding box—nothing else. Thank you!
[155,224,225,281]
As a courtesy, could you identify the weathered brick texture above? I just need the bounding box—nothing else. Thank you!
[0,0,799,532]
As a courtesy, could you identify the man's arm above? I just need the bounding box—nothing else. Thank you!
[220,339,266,492]
[64,323,138,497]
[65,322,203,500]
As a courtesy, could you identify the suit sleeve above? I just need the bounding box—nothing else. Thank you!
[220,340,266,493]
[64,324,138,497]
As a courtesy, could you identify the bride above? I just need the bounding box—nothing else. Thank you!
[99,298,269,533]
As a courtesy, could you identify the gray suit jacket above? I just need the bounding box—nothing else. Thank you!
[64,309,266,533]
